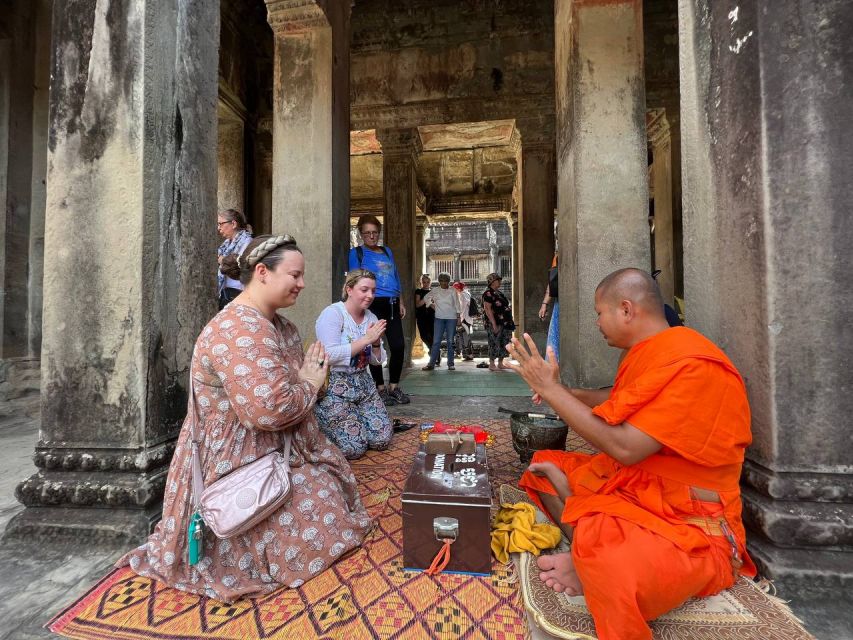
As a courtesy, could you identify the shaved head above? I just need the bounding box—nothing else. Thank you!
[596,268,665,318]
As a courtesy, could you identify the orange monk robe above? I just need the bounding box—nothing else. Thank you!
[519,327,756,640]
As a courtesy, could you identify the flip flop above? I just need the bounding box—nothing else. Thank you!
[392,419,417,433]
[476,362,489,368]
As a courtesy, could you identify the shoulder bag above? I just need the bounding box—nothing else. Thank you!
[188,355,293,541]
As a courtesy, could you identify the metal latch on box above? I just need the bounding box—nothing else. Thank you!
[433,517,459,542]
[426,517,459,575]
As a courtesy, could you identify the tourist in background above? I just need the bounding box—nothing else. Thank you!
[421,272,462,371]
[483,273,514,370]
[120,234,372,602]
[314,269,393,459]
[216,208,253,310]
[348,215,410,407]
[414,274,437,364]
[453,280,477,361]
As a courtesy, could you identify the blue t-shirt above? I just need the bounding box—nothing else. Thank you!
[347,246,401,298]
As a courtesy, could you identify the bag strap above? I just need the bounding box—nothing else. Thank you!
[188,348,292,509]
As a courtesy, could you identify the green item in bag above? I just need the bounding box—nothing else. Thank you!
[187,511,205,566]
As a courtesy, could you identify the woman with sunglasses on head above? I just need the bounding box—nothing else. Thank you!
[314,269,393,459]
[216,209,253,309]
[348,215,410,407]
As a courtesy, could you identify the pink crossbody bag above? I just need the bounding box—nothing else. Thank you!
[188,359,293,539]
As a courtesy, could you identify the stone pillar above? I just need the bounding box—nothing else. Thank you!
[679,0,853,598]
[266,0,350,339]
[253,116,274,235]
[0,0,36,359]
[217,116,245,213]
[376,127,420,367]
[6,0,219,543]
[648,109,675,304]
[515,123,556,351]
[507,212,520,327]
[415,218,426,278]
[555,0,649,387]
[412,218,425,358]
[27,0,51,357]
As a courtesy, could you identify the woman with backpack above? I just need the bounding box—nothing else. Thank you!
[348,215,410,406]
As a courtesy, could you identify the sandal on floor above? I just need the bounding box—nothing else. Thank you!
[392,419,417,433]
[476,362,489,368]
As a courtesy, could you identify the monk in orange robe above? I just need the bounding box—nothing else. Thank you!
[507,268,756,640]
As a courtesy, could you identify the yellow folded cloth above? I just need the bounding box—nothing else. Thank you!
[490,501,563,564]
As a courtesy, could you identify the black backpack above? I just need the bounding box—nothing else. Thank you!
[355,245,391,266]
[548,266,559,300]
[468,295,480,318]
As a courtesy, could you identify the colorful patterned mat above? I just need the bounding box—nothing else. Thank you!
[48,418,529,640]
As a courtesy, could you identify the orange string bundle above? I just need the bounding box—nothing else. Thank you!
[425,539,453,575]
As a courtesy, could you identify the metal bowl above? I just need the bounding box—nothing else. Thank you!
[510,414,569,464]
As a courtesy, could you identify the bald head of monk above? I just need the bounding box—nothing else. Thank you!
[594,268,670,349]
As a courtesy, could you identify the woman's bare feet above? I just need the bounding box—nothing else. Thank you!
[537,553,584,595]
[489,362,498,371]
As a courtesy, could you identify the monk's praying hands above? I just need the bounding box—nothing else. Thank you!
[506,334,560,396]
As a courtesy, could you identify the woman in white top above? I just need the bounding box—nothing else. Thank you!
[421,272,462,371]
[314,269,393,459]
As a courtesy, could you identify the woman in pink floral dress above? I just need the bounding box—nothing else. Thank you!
[119,235,372,603]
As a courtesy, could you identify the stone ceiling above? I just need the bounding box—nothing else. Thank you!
[350,121,518,212]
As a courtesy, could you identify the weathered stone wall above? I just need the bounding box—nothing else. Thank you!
[9,0,219,542]
[680,0,853,596]
[350,0,554,129]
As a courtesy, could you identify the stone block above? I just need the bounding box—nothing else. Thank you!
[748,536,853,601]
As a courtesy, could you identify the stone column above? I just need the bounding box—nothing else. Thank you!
[253,116,274,235]
[266,0,351,339]
[7,0,219,542]
[376,127,421,367]
[679,0,853,598]
[507,212,520,328]
[648,109,675,304]
[27,0,51,357]
[415,218,426,278]
[411,218,425,358]
[217,117,245,213]
[0,0,36,359]
[555,0,649,387]
[515,123,556,351]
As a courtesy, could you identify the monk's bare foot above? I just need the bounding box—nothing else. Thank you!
[537,553,583,596]
[527,461,571,500]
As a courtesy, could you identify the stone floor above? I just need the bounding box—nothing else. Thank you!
[0,369,850,640]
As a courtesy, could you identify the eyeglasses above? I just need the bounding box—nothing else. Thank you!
[361,230,379,237]
[217,221,232,227]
